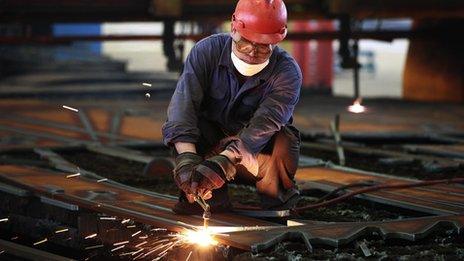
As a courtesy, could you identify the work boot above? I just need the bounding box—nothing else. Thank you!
[259,187,301,211]
[172,186,232,215]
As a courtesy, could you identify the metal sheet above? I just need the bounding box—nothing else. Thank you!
[225,214,464,253]
[0,239,76,261]
[0,165,277,250]
[296,167,464,215]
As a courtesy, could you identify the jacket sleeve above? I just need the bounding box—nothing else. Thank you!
[238,63,302,154]
[162,42,210,146]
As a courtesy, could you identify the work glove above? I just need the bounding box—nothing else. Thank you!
[173,152,203,196]
[191,155,236,199]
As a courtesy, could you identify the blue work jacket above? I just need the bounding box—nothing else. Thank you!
[162,33,302,154]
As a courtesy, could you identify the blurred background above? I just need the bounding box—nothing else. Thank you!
[0,0,463,157]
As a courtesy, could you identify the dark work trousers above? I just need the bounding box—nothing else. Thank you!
[196,118,301,208]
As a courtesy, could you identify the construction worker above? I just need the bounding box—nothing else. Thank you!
[162,0,302,214]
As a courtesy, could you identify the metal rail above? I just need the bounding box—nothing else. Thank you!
[0,239,75,261]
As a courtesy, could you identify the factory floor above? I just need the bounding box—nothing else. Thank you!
[1,69,464,260]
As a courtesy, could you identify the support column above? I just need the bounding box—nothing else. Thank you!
[403,19,463,102]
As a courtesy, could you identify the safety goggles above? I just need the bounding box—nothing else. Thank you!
[232,35,274,56]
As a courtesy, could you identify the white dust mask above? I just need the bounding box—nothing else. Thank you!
[231,51,269,77]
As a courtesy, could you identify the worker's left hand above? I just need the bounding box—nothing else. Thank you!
[191,155,236,198]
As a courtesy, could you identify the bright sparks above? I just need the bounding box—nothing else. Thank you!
[33,238,48,246]
[113,240,129,246]
[62,105,79,112]
[66,173,80,178]
[55,228,69,234]
[85,244,103,250]
[100,216,116,220]
[0,218,8,222]
[142,83,152,87]
[348,98,366,114]
[85,233,97,239]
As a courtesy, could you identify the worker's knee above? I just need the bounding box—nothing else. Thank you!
[267,125,300,156]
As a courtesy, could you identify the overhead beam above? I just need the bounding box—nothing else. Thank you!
[0,0,462,23]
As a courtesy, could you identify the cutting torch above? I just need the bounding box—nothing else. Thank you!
[194,194,210,230]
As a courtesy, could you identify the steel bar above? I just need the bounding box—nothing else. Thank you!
[403,145,464,159]
[295,177,464,212]
[0,239,75,261]
[330,114,345,166]
[225,214,464,253]
[109,110,123,145]
[301,141,464,171]
[0,125,86,145]
[76,110,99,143]
[0,113,135,143]
[296,168,464,215]
[85,144,155,164]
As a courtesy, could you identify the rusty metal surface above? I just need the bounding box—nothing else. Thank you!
[296,167,464,215]
[403,144,464,159]
[0,100,166,150]
[1,163,464,252]
[225,214,464,253]
[301,141,464,170]
[0,164,277,250]
[2,98,464,152]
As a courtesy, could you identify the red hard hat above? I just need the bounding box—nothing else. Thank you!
[231,0,288,45]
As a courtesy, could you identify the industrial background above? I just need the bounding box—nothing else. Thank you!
[0,0,463,260]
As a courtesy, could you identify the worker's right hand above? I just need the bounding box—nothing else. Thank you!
[173,152,203,200]
[190,155,236,198]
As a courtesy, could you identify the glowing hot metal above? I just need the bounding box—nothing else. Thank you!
[178,228,218,247]
[348,98,366,113]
